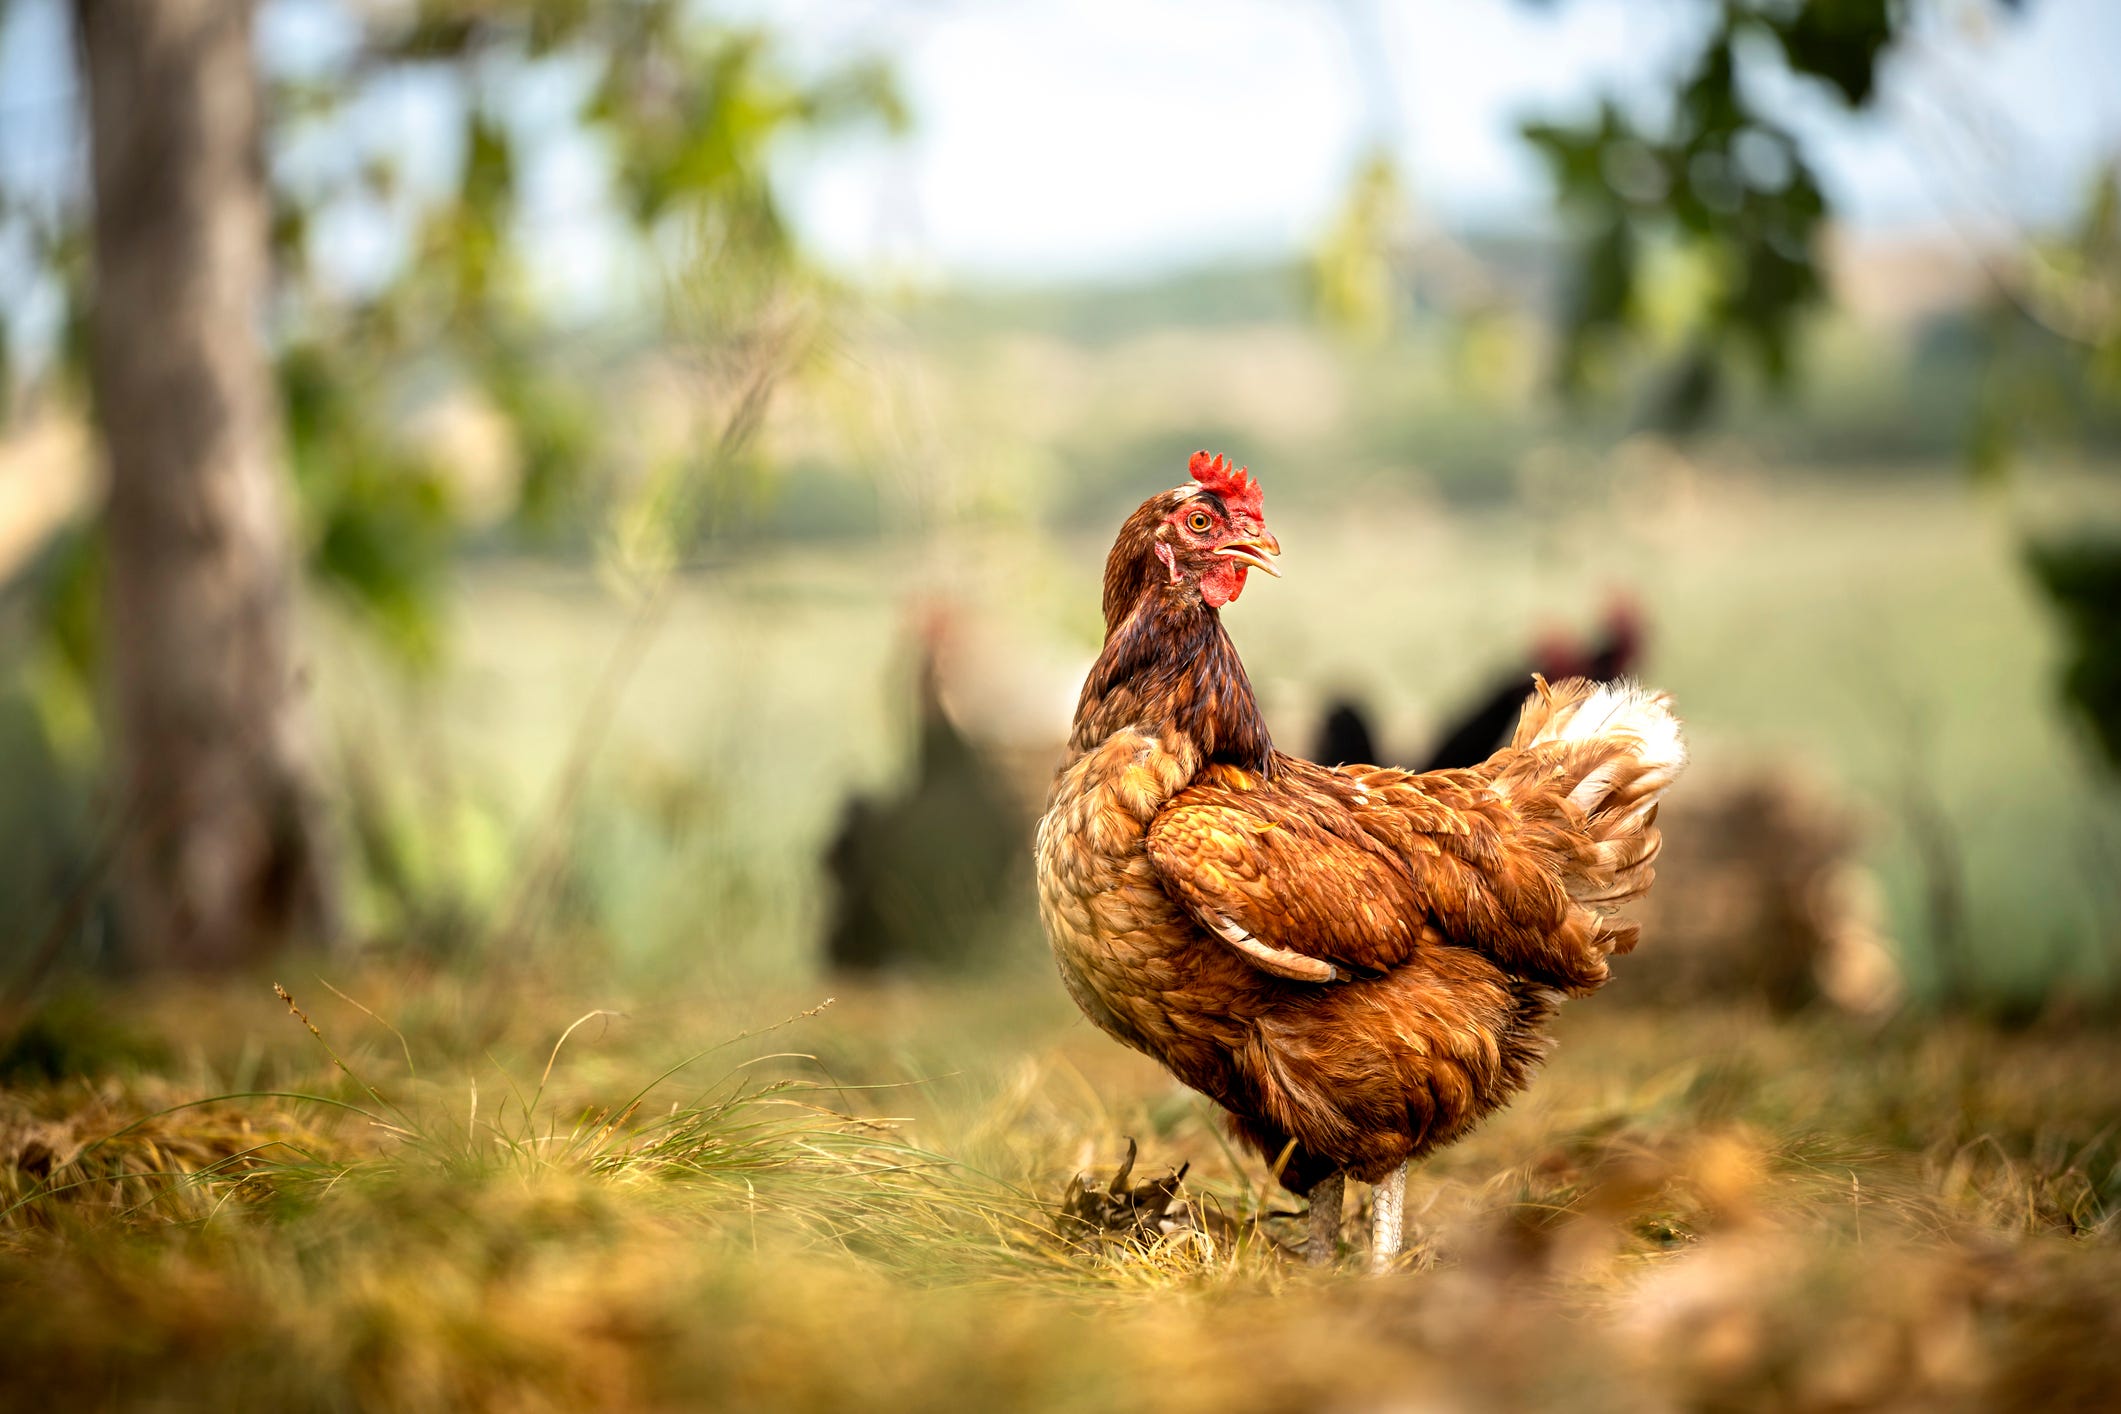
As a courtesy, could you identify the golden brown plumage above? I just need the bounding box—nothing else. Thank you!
[1035,454,1687,1259]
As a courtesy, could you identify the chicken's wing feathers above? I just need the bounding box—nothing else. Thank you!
[1208,913,1343,983]
[1144,771,1432,983]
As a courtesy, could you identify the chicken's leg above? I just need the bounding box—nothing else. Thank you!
[1305,1171,1344,1267]
[1369,1162,1407,1273]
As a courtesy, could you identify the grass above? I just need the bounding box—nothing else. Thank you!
[7,963,2121,1411]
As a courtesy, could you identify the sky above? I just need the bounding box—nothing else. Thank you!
[3,0,2119,306]
[758,0,2121,279]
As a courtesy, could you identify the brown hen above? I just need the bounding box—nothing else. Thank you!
[1035,452,1687,1269]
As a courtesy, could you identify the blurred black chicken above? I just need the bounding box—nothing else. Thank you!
[1313,701,1380,772]
[821,617,1028,972]
[1314,596,1646,772]
[2026,536,2121,773]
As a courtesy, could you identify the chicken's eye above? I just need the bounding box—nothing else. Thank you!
[1187,510,1213,534]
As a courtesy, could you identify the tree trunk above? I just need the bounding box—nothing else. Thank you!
[77,0,336,968]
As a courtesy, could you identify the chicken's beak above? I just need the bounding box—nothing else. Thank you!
[1216,531,1282,578]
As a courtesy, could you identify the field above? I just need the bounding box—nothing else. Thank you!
[8,972,2121,1411]
[343,466,2117,994]
[7,470,2121,1410]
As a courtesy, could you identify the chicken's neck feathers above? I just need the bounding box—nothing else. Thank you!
[1069,590,1275,774]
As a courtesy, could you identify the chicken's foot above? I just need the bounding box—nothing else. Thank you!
[1304,1171,1344,1266]
[1369,1162,1407,1273]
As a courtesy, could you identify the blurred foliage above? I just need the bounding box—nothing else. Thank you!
[1980,167,2121,771]
[1521,0,1908,428]
[264,0,901,639]
[0,0,904,690]
[0,0,902,962]
[1969,166,2121,482]
[1312,148,1408,344]
[1517,0,2121,791]
[280,343,456,667]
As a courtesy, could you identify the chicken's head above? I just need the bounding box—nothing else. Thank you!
[1100,451,1282,625]
[1162,451,1280,608]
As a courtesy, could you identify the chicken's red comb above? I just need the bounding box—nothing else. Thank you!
[1189,450,1264,521]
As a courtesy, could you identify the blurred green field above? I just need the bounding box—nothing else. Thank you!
[325,464,2120,1000]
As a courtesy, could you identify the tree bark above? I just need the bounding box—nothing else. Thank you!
[77,0,336,967]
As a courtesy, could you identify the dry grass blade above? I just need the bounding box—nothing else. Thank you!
[314,976,418,1081]
[0,1086,357,1229]
[537,1008,626,1096]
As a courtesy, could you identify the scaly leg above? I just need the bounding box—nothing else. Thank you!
[1369,1162,1407,1273]
[1305,1170,1344,1267]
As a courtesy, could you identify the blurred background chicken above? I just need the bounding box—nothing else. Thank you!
[1313,594,1645,773]
[821,609,1030,973]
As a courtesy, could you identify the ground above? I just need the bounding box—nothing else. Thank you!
[6,964,2121,1412]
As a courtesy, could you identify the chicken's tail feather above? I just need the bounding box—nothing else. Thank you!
[1514,676,1687,792]
[1510,675,1687,954]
